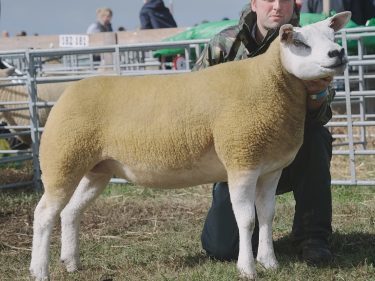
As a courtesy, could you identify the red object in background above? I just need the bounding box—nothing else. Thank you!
[173,55,186,70]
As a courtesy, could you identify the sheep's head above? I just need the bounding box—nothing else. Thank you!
[279,11,351,80]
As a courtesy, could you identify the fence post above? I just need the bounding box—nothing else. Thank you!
[101,32,116,68]
[25,50,42,192]
[341,31,357,184]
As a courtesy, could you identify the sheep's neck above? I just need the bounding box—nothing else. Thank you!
[257,39,306,101]
[238,39,307,122]
[213,40,307,170]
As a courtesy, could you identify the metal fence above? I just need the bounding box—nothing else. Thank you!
[329,26,375,185]
[1,27,375,190]
[0,39,208,191]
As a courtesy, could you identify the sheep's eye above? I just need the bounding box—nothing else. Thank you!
[293,39,309,48]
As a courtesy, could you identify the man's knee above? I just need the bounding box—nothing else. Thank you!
[201,233,239,261]
[276,125,333,194]
[201,182,239,260]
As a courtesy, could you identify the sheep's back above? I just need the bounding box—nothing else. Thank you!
[40,73,216,180]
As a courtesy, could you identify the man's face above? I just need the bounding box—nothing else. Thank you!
[99,12,112,26]
[251,0,294,31]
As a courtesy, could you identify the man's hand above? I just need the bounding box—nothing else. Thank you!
[303,77,333,111]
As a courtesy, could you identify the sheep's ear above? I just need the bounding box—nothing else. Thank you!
[279,24,294,44]
[328,11,352,32]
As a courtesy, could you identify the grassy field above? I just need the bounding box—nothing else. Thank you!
[0,184,374,281]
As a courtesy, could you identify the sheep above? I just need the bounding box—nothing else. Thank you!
[0,67,15,77]
[0,64,114,146]
[0,81,72,144]
[30,12,351,281]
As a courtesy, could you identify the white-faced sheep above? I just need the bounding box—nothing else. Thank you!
[30,12,351,280]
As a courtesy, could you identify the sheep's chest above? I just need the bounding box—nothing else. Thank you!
[213,91,306,170]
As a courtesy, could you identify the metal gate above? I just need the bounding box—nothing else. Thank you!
[0,39,207,190]
[329,26,375,185]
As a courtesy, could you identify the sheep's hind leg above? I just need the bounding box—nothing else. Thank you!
[60,170,111,272]
[30,193,71,281]
[255,170,282,270]
[228,169,260,280]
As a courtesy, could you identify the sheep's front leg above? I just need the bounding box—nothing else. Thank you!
[255,170,282,269]
[228,170,259,280]
[60,172,111,272]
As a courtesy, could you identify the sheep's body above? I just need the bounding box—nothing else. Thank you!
[0,82,71,144]
[40,40,305,191]
[30,12,352,281]
[33,40,305,280]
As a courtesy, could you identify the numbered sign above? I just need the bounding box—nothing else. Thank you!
[59,35,89,48]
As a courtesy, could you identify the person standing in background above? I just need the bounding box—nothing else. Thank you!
[139,0,177,29]
[301,0,345,15]
[86,7,114,63]
[301,0,375,25]
[2,30,10,37]
[87,7,113,34]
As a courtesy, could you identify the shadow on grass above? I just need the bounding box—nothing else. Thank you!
[165,231,374,270]
[275,231,375,268]
[330,231,375,267]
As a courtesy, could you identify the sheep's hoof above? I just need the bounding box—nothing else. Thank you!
[60,258,81,272]
[237,262,256,280]
[238,270,257,280]
[256,255,279,270]
[29,266,50,281]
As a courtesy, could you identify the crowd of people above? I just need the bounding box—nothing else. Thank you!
[301,0,375,25]
[2,0,375,39]
[1,0,178,38]
[1,30,28,38]
[85,0,375,38]
[86,0,177,37]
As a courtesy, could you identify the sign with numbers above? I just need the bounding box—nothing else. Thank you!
[59,35,89,48]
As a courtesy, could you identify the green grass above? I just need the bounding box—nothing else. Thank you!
[0,185,374,281]
[0,139,10,151]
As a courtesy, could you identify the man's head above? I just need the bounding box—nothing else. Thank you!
[96,7,113,26]
[251,0,295,38]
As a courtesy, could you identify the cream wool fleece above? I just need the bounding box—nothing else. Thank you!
[40,39,307,192]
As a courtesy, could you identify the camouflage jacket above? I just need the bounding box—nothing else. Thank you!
[193,5,334,126]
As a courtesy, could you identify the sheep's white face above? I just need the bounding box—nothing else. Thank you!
[280,11,352,80]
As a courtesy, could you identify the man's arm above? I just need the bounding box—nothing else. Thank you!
[192,34,228,71]
[304,77,336,125]
[305,77,332,111]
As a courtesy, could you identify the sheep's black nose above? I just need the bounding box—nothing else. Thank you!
[328,48,345,59]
